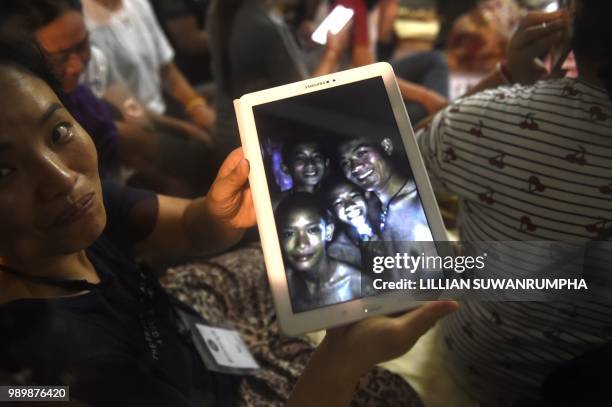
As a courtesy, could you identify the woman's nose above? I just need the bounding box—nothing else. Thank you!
[65,53,86,77]
[36,153,78,202]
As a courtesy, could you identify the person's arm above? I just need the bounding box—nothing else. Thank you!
[415,10,567,130]
[311,23,352,77]
[147,110,215,147]
[287,301,458,406]
[160,62,216,130]
[134,148,255,260]
[351,45,375,66]
[397,78,448,114]
[164,16,209,54]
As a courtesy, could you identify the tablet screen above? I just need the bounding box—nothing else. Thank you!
[252,77,438,313]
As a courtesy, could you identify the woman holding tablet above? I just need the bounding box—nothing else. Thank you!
[0,40,457,406]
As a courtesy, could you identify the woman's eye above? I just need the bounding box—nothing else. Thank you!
[51,123,74,144]
[0,166,15,179]
[282,230,294,239]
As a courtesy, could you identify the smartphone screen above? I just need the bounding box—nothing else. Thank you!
[311,5,354,45]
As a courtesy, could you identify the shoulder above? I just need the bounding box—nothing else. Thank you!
[101,182,159,251]
[334,260,361,277]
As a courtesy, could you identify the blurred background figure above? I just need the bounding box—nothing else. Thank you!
[0,0,219,197]
[149,0,213,86]
[81,0,216,132]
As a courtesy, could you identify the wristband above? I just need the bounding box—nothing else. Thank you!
[185,96,207,113]
[497,61,514,85]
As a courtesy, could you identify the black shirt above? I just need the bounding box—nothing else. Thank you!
[0,183,239,406]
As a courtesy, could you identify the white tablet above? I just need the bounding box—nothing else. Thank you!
[234,63,450,336]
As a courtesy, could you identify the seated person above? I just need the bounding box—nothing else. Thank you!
[149,0,213,85]
[276,193,362,312]
[81,0,216,131]
[336,137,434,252]
[207,0,351,155]
[2,0,217,196]
[330,0,449,123]
[0,38,457,406]
[281,135,330,194]
[415,5,612,405]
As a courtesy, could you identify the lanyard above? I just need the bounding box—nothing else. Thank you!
[0,263,101,292]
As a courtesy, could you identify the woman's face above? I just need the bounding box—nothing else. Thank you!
[329,183,368,228]
[35,11,91,93]
[0,67,105,263]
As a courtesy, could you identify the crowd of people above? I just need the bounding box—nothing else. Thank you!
[0,0,610,406]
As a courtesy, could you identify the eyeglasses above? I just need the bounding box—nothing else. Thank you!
[44,34,91,67]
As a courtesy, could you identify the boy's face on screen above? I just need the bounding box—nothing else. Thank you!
[286,142,328,188]
[329,183,368,228]
[279,207,331,274]
[338,139,392,191]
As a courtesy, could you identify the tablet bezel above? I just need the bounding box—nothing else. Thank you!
[235,62,450,336]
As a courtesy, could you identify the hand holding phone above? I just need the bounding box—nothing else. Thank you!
[505,10,567,84]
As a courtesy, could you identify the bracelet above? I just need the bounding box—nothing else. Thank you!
[185,96,207,113]
[497,61,514,85]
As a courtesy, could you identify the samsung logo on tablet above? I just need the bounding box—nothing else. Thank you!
[305,79,335,89]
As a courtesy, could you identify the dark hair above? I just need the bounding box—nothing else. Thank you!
[334,137,386,165]
[0,0,82,35]
[275,192,327,230]
[0,36,64,101]
[571,0,612,99]
[319,173,362,206]
[280,133,328,168]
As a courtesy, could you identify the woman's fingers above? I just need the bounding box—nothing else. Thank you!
[515,19,566,49]
[395,301,459,340]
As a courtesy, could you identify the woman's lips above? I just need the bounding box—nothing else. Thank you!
[53,192,95,227]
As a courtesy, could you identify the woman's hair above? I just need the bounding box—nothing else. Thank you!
[0,36,65,101]
[0,0,82,34]
[572,0,612,99]
[209,0,245,95]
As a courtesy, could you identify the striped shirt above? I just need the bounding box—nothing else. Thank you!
[416,77,612,405]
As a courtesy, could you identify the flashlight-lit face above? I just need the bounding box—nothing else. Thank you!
[338,140,392,191]
[280,206,329,273]
[328,183,368,229]
[286,142,327,188]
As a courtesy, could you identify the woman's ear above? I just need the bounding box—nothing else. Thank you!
[381,138,394,156]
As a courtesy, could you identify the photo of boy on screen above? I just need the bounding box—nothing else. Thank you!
[275,193,363,313]
[281,136,330,194]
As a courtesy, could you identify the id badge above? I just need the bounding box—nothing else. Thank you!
[176,309,260,375]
